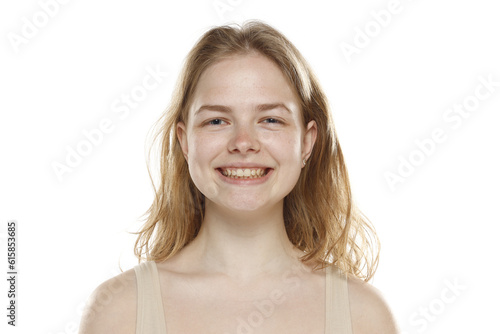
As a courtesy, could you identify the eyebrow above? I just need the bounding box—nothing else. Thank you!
[194,103,292,116]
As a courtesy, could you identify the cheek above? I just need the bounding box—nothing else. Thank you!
[188,133,223,167]
[186,133,226,198]
[264,132,302,160]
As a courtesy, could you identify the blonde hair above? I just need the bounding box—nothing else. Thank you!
[134,21,379,281]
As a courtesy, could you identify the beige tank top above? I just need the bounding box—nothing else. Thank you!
[134,261,353,334]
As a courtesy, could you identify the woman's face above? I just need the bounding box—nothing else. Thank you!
[177,52,316,214]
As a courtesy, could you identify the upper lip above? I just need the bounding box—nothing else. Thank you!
[216,163,272,169]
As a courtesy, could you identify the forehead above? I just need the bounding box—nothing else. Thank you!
[190,53,301,114]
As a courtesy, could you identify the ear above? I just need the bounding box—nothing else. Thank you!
[302,120,317,163]
[176,121,189,162]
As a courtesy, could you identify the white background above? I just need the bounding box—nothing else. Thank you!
[1,0,499,333]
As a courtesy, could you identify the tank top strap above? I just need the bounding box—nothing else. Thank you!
[134,261,167,334]
[325,265,353,334]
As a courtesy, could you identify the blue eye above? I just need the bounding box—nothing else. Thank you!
[263,118,282,124]
[206,118,225,125]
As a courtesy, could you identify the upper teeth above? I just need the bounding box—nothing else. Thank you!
[221,168,267,178]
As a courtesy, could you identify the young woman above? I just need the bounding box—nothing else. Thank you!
[79,21,399,334]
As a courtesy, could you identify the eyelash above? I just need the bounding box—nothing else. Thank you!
[204,118,284,126]
[263,118,283,124]
[205,119,225,126]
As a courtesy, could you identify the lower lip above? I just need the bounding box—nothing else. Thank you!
[216,169,273,185]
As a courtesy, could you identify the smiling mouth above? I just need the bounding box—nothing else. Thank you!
[217,168,272,179]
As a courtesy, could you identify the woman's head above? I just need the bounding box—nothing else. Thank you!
[176,49,317,214]
[135,21,379,281]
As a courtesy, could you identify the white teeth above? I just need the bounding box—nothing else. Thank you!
[220,168,268,179]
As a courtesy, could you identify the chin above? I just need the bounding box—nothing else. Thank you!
[224,201,268,213]
[219,195,278,213]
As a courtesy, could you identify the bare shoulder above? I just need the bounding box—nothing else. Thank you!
[347,274,400,334]
[78,267,137,334]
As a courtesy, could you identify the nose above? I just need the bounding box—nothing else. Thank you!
[228,124,260,154]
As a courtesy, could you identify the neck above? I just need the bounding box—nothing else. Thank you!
[181,199,303,281]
